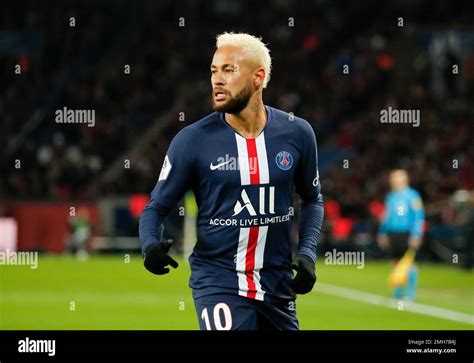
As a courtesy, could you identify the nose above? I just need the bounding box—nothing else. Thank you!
[212,72,225,87]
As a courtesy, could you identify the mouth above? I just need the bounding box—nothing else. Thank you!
[213,90,227,101]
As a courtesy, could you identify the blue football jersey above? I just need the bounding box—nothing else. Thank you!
[379,187,425,238]
[139,106,323,302]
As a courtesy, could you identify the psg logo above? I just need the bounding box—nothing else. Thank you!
[275,151,293,170]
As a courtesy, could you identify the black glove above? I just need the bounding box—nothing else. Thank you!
[143,239,179,275]
[289,255,316,294]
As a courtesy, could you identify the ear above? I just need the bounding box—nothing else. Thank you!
[254,68,265,88]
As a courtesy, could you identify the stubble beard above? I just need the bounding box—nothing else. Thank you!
[212,82,254,114]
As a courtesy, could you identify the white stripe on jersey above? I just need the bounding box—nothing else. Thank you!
[236,227,250,297]
[235,134,250,185]
[255,132,269,184]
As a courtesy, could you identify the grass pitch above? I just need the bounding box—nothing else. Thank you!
[1,255,472,330]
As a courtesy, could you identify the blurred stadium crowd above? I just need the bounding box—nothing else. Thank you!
[1,0,473,263]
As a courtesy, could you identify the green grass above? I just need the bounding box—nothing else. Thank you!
[1,255,473,330]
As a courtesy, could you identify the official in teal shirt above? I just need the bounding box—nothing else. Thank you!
[377,169,425,300]
[379,186,425,239]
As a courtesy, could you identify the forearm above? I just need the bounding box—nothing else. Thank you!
[139,202,166,255]
[408,236,422,251]
[408,213,424,251]
[409,219,424,239]
[297,194,324,264]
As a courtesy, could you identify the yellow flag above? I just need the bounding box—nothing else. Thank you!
[389,250,415,288]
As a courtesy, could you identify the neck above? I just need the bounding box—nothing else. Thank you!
[226,98,267,139]
[393,185,408,191]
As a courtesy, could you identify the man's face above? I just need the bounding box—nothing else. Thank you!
[389,170,408,191]
[210,45,255,113]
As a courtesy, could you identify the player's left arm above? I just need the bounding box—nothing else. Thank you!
[291,120,324,294]
[408,191,425,251]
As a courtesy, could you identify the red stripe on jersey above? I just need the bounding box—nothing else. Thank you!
[246,138,260,184]
[245,226,259,299]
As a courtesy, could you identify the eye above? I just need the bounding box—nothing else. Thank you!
[225,69,234,73]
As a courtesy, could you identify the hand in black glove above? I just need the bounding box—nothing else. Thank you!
[289,255,316,294]
[143,239,179,275]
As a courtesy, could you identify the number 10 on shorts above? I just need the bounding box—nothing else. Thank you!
[201,303,233,330]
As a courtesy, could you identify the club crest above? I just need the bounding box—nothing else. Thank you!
[275,151,293,170]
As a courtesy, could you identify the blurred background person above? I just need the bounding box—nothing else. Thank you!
[66,208,93,260]
[377,169,425,300]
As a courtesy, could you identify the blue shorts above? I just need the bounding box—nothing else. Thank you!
[194,293,299,331]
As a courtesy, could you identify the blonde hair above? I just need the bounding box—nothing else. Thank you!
[216,32,272,88]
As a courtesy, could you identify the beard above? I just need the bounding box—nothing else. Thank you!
[212,82,253,114]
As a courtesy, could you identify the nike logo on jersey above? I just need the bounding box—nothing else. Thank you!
[210,160,232,170]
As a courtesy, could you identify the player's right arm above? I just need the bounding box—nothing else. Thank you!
[139,127,196,274]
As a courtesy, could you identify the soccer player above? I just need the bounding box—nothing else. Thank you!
[377,169,425,300]
[139,32,324,330]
